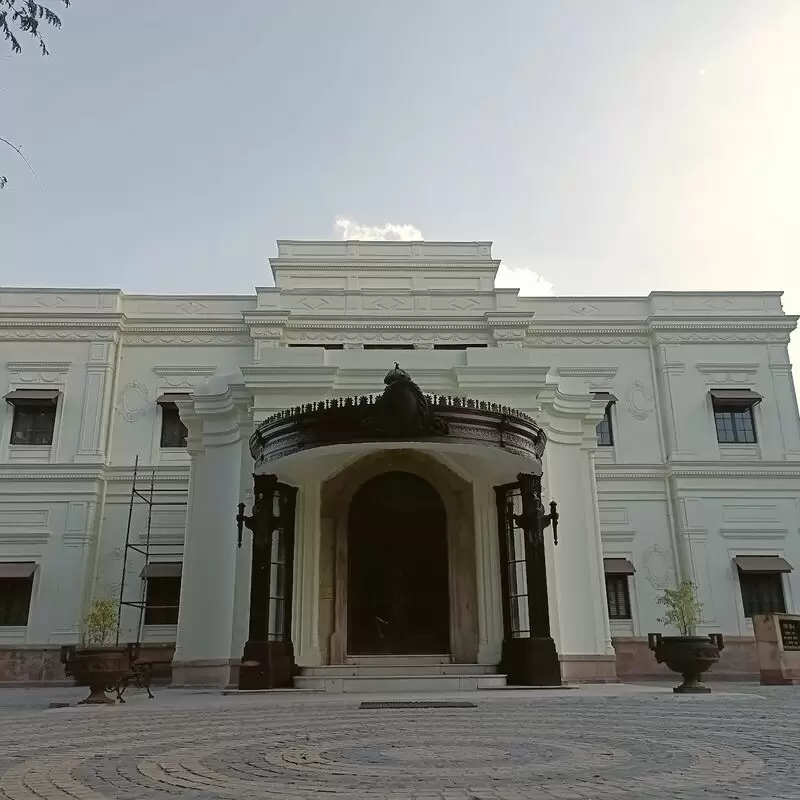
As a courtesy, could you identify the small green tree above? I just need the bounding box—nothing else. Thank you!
[656,580,703,636]
[84,598,119,647]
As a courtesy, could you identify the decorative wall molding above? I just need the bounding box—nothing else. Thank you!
[531,334,651,347]
[600,529,637,544]
[642,544,675,590]
[625,380,655,421]
[718,528,788,540]
[117,380,151,423]
[6,362,71,384]
[152,365,217,389]
[556,366,618,379]
[287,321,490,331]
[124,331,251,346]
[655,330,792,345]
[695,362,760,385]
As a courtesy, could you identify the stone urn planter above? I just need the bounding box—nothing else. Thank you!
[648,632,724,693]
[650,579,724,693]
[66,597,130,704]
[68,646,132,705]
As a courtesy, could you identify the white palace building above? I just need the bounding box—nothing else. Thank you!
[1,240,800,690]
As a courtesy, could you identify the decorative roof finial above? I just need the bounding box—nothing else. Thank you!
[384,362,411,385]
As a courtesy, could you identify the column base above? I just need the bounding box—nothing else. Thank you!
[559,654,618,683]
[171,659,237,688]
[501,637,562,686]
[239,640,296,690]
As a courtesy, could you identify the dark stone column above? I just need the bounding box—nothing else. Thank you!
[516,472,561,686]
[496,473,561,687]
[237,474,296,690]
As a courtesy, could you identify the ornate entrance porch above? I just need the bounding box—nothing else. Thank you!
[172,363,616,691]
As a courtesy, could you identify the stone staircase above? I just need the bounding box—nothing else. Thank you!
[294,655,507,693]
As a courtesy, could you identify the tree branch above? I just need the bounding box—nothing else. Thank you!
[0,135,42,187]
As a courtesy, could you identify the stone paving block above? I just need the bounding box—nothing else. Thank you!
[0,684,798,798]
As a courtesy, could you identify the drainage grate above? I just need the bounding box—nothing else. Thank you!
[359,701,477,709]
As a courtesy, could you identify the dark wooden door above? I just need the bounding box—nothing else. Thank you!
[348,471,449,655]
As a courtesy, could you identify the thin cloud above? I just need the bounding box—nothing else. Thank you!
[495,265,554,296]
[335,217,423,241]
[335,217,553,295]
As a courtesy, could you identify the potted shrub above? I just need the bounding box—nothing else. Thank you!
[648,580,724,693]
[68,599,132,705]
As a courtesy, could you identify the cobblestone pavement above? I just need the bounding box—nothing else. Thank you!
[0,683,799,799]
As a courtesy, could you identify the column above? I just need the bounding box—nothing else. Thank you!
[473,483,504,664]
[539,386,617,682]
[292,481,322,667]
[172,379,249,688]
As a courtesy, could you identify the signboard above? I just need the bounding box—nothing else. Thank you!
[779,618,800,651]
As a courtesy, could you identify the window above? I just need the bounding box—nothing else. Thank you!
[142,563,182,625]
[740,573,786,617]
[433,344,489,350]
[734,555,791,617]
[363,344,415,350]
[605,576,632,619]
[0,563,36,626]
[157,395,189,448]
[496,486,531,639]
[5,390,59,446]
[593,393,616,447]
[288,344,344,350]
[603,558,635,620]
[710,389,762,444]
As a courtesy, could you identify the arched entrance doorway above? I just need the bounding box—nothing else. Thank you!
[347,471,450,655]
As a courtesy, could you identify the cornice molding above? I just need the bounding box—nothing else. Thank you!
[285,321,490,330]
[0,319,121,328]
[271,261,497,270]
[696,362,760,374]
[556,366,618,379]
[152,365,218,376]
[650,319,797,331]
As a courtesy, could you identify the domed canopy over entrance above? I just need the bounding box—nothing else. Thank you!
[249,364,547,482]
[347,471,449,655]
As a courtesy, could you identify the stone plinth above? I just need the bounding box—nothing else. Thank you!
[753,613,800,685]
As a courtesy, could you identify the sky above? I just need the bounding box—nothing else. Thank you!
[2,1,799,310]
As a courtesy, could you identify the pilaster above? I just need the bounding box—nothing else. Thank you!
[473,483,504,664]
[292,481,322,667]
[171,376,251,688]
[768,344,800,461]
[539,385,617,680]
[74,340,117,463]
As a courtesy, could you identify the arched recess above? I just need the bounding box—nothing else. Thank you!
[319,449,479,664]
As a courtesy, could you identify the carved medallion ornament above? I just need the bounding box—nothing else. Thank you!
[249,365,546,466]
[642,544,674,590]
[625,380,655,421]
[118,381,151,423]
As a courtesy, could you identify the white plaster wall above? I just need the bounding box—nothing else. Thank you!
[1,252,799,661]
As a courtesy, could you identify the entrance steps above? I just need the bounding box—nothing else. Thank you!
[294,656,507,693]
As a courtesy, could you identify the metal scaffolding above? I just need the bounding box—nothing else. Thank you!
[116,455,187,646]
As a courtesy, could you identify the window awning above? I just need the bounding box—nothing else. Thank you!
[0,562,38,579]
[140,562,182,579]
[156,393,192,406]
[710,389,763,408]
[734,555,792,573]
[4,389,60,405]
[592,392,618,403]
[603,558,635,575]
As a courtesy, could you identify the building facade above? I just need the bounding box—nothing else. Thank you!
[1,240,799,688]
